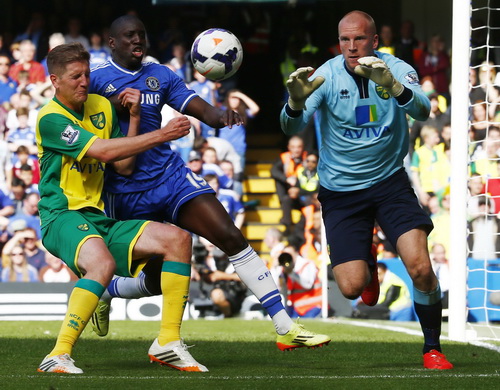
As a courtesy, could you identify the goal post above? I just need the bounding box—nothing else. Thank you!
[448,0,471,342]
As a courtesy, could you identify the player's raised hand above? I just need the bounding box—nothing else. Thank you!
[159,116,192,142]
[219,108,243,129]
[118,88,141,118]
[354,57,404,97]
[286,67,325,110]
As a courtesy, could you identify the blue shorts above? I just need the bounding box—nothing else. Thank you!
[318,168,433,267]
[104,165,215,223]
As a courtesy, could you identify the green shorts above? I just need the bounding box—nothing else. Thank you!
[41,208,150,278]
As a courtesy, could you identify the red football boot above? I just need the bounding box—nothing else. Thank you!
[423,349,454,369]
[361,244,380,306]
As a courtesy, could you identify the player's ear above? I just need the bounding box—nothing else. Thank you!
[372,34,379,50]
[109,36,115,49]
[49,74,59,89]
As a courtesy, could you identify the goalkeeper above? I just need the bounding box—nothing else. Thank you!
[280,10,453,370]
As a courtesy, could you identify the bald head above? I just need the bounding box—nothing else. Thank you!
[339,11,377,36]
[109,15,144,38]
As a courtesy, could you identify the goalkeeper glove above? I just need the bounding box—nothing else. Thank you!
[286,67,325,110]
[354,56,404,97]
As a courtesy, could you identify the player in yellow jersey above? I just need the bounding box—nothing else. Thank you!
[36,42,207,374]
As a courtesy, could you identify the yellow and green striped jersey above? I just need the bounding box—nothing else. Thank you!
[36,94,122,229]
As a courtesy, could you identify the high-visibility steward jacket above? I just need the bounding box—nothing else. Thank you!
[296,166,319,193]
[378,269,412,312]
[286,255,322,316]
[280,151,307,178]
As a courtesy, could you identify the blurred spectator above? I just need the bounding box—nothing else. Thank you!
[420,76,448,113]
[88,30,110,69]
[278,242,322,318]
[194,237,247,318]
[353,262,413,321]
[40,32,66,77]
[377,24,395,55]
[9,177,27,214]
[411,125,450,210]
[299,199,322,269]
[217,89,260,172]
[470,100,491,143]
[9,191,41,238]
[395,20,423,69]
[12,11,49,62]
[294,151,319,207]
[188,70,217,138]
[6,107,37,155]
[418,34,451,99]
[219,160,243,198]
[430,243,450,309]
[428,191,451,257]
[1,243,38,282]
[64,17,90,50]
[18,163,39,194]
[0,54,17,105]
[2,226,45,271]
[263,227,286,284]
[470,135,500,179]
[193,136,243,180]
[29,79,54,108]
[204,174,245,230]
[6,89,38,131]
[39,250,78,282]
[468,173,492,221]
[271,135,307,235]
[410,91,450,155]
[8,40,46,85]
[165,41,192,83]
[467,197,500,260]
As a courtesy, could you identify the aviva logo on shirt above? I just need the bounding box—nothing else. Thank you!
[355,105,378,126]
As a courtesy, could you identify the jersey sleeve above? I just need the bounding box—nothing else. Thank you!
[38,112,97,161]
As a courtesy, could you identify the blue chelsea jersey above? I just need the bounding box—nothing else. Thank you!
[89,60,197,193]
[280,51,430,191]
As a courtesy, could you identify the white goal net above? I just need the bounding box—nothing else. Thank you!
[450,0,500,345]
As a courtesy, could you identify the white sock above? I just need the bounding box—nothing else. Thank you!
[229,245,293,335]
[105,272,152,300]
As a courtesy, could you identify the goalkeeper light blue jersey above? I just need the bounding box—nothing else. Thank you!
[280,51,430,191]
[89,60,197,193]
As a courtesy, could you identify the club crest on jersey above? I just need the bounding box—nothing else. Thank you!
[375,85,391,100]
[61,125,80,145]
[145,76,160,91]
[77,223,89,231]
[90,112,105,129]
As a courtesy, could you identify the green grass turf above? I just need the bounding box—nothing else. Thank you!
[0,318,499,389]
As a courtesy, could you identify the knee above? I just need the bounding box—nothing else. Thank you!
[337,281,365,300]
[408,261,434,284]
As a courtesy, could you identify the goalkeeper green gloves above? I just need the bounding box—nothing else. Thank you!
[286,67,325,110]
[354,56,404,97]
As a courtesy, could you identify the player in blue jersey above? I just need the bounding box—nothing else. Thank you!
[280,10,453,370]
[89,14,330,354]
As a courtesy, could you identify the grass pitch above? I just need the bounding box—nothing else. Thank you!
[0,318,499,389]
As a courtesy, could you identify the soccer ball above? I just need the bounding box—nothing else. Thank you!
[191,28,243,81]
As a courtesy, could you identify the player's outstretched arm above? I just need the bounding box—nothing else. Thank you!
[354,57,404,97]
[185,96,242,129]
[87,116,191,164]
[286,67,325,110]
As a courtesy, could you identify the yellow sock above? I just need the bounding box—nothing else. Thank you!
[158,261,191,345]
[49,279,105,357]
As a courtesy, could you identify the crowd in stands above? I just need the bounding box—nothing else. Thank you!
[1,6,499,321]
